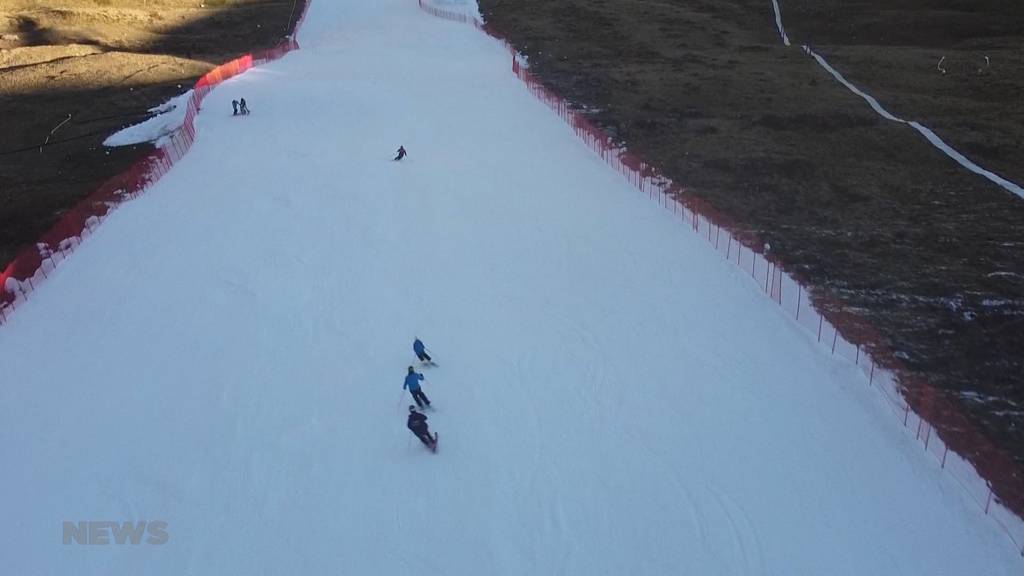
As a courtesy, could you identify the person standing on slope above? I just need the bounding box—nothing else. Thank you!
[404,366,431,409]
[413,337,433,365]
[407,405,437,451]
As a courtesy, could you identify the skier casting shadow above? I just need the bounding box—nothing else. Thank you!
[404,366,431,409]
[407,405,438,452]
[393,145,407,161]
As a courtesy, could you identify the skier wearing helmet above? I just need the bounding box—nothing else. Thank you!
[404,366,431,409]
[407,405,437,451]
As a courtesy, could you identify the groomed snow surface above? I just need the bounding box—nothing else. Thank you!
[1,1,1020,574]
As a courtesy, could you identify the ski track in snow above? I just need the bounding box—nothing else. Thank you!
[0,1,1021,574]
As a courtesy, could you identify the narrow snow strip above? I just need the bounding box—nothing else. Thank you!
[769,0,790,46]
[807,48,1024,198]
[909,120,1024,196]
[806,50,899,122]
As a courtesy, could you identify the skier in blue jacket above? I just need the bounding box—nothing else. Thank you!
[404,366,431,409]
[413,338,432,364]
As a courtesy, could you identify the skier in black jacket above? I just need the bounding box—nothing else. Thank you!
[407,406,437,451]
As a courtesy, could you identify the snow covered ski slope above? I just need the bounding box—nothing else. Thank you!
[1,1,1020,574]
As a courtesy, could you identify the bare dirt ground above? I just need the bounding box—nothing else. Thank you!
[0,0,305,266]
[476,0,1024,497]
